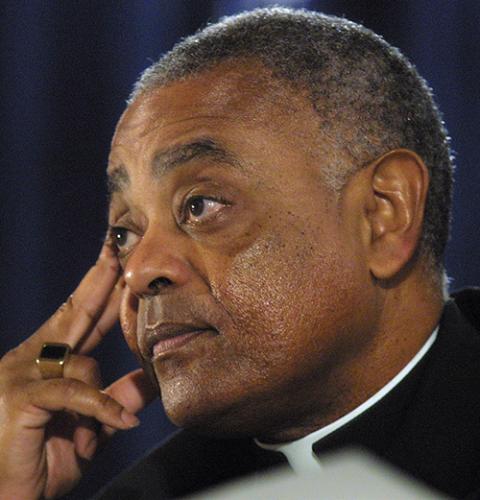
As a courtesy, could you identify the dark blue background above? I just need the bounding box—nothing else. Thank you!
[1,1,479,498]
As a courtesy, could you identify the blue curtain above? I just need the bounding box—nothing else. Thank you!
[2,1,479,498]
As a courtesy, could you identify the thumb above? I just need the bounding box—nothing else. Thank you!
[101,368,158,438]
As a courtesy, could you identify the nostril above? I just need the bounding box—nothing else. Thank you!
[148,277,172,291]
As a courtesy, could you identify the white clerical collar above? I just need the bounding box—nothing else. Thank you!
[255,327,439,474]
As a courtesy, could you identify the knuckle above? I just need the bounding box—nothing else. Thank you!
[91,324,107,341]
[47,308,65,333]
[83,356,98,370]
[70,295,97,323]
[95,391,119,414]
[61,377,82,401]
[1,382,34,415]
[54,295,73,316]
[78,357,100,382]
[2,341,32,363]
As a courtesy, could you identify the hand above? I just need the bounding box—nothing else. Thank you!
[0,243,157,499]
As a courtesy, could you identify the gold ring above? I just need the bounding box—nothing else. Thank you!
[35,343,71,379]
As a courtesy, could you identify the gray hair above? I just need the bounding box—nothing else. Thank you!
[131,7,453,272]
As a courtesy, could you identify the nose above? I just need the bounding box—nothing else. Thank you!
[123,230,193,297]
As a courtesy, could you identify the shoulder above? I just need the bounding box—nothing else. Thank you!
[386,287,480,497]
[451,287,480,332]
[436,287,480,357]
[423,287,480,405]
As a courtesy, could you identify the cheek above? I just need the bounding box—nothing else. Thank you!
[220,241,298,340]
[213,228,368,369]
[157,225,373,431]
[217,236,315,347]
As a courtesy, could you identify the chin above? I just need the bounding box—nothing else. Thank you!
[157,374,279,439]
[159,378,232,433]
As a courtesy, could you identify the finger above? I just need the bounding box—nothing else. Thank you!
[75,277,125,354]
[63,354,102,388]
[61,356,103,460]
[5,354,103,389]
[74,416,101,460]
[24,378,140,430]
[101,369,158,438]
[59,356,103,460]
[68,242,120,320]
[20,243,120,356]
[45,243,120,348]
[105,369,158,414]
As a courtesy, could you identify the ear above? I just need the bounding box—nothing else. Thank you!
[364,149,429,280]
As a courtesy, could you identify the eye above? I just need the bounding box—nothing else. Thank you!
[109,226,140,256]
[184,196,227,223]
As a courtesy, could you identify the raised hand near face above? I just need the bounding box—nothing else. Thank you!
[0,243,157,500]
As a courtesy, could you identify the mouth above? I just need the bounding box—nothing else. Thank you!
[141,323,218,361]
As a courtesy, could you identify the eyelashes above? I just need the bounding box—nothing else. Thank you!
[109,226,141,258]
[181,195,228,224]
[108,195,231,259]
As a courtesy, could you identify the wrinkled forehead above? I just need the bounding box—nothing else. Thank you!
[111,60,314,151]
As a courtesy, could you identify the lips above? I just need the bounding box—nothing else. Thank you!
[141,323,217,360]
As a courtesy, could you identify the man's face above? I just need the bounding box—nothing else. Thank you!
[108,63,377,440]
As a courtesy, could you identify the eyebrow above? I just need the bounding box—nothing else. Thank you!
[107,138,243,196]
[151,137,243,178]
[107,165,130,195]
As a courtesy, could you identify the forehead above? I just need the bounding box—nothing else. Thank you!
[109,61,318,163]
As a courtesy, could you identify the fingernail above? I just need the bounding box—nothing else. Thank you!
[121,409,140,428]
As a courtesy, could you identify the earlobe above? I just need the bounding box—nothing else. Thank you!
[366,149,429,281]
